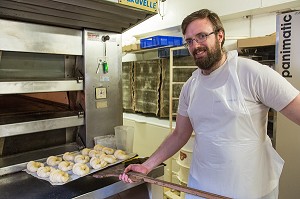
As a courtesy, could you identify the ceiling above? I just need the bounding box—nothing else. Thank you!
[0,0,156,33]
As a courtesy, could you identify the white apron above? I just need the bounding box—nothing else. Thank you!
[186,51,284,199]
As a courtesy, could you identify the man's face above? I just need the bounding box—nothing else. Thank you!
[184,18,223,71]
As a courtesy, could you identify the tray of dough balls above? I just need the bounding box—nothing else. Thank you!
[24,145,137,185]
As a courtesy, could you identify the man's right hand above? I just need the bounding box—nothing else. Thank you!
[119,164,149,183]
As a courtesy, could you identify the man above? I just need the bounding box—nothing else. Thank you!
[119,9,300,199]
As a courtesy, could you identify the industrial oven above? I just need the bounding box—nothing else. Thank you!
[0,1,163,198]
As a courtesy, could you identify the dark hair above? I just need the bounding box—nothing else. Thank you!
[181,9,225,47]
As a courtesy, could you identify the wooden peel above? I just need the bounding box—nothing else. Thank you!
[93,163,231,199]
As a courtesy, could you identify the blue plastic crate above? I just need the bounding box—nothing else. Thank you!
[140,36,183,49]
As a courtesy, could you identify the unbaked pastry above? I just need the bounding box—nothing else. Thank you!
[49,170,69,183]
[103,154,117,164]
[62,152,76,162]
[102,147,114,155]
[74,155,90,164]
[27,161,44,173]
[36,166,55,178]
[90,157,107,170]
[88,149,104,158]
[96,152,106,160]
[114,149,128,160]
[58,161,74,172]
[72,163,90,176]
[81,148,91,156]
[94,144,104,151]
[46,156,63,166]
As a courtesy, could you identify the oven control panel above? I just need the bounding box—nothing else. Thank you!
[95,87,107,99]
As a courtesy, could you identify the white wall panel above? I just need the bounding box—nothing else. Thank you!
[122,0,300,46]
[223,18,251,38]
[123,0,261,36]
[251,13,277,36]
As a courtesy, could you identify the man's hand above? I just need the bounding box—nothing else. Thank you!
[119,164,149,183]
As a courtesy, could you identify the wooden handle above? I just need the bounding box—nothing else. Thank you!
[93,171,231,199]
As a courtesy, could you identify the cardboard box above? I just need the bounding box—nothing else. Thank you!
[122,45,131,52]
[130,44,140,51]
[122,44,140,52]
[237,33,276,48]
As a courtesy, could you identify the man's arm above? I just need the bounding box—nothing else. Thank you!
[119,114,193,183]
[142,114,194,171]
[280,94,300,125]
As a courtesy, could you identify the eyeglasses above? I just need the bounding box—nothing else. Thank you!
[183,31,215,48]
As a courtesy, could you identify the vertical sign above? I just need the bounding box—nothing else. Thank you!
[276,11,300,87]
[275,10,300,199]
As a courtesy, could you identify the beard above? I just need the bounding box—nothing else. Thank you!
[192,40,222,71]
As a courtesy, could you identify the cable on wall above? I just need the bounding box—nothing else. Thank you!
[158,0,166,20]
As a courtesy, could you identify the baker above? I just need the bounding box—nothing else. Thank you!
[119,9,300,199]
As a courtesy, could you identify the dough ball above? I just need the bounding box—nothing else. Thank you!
[58,161,74,172]
[72,163,90,176]
[63,152,76,162]
[103,155,117,164]
[46,156,63,166]
[49,170,69,183]
[102,147,114,155]
[74,155,90,164]
[27,161,44,173]
[94,144,104,151]
[90,157,107,170]
[88,149,104,158]
[96,153,107,160]
[114,150,129,160]
[37,166,55,178]
[81,148,91,156]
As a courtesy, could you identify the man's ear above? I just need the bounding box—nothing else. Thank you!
[217,30,224,44]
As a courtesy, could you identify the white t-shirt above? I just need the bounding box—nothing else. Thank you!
[178,51,299,137]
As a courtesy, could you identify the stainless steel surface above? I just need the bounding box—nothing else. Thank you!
[0,0,155,33]
[75,181,146,199]
[0,164,164,199]
[0,51,67,79]
[0,79,83,94]
[0,115,84,138]
[0,20,124,167]
[0,94,84,138]
[83,29,123,147]
[0,21,85,148]
[0,19,82,55]
[0,143,79,175]
[75,164,164,199]
[0,2,151,197]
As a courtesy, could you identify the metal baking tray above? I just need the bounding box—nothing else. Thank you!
[24,151,137,185]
